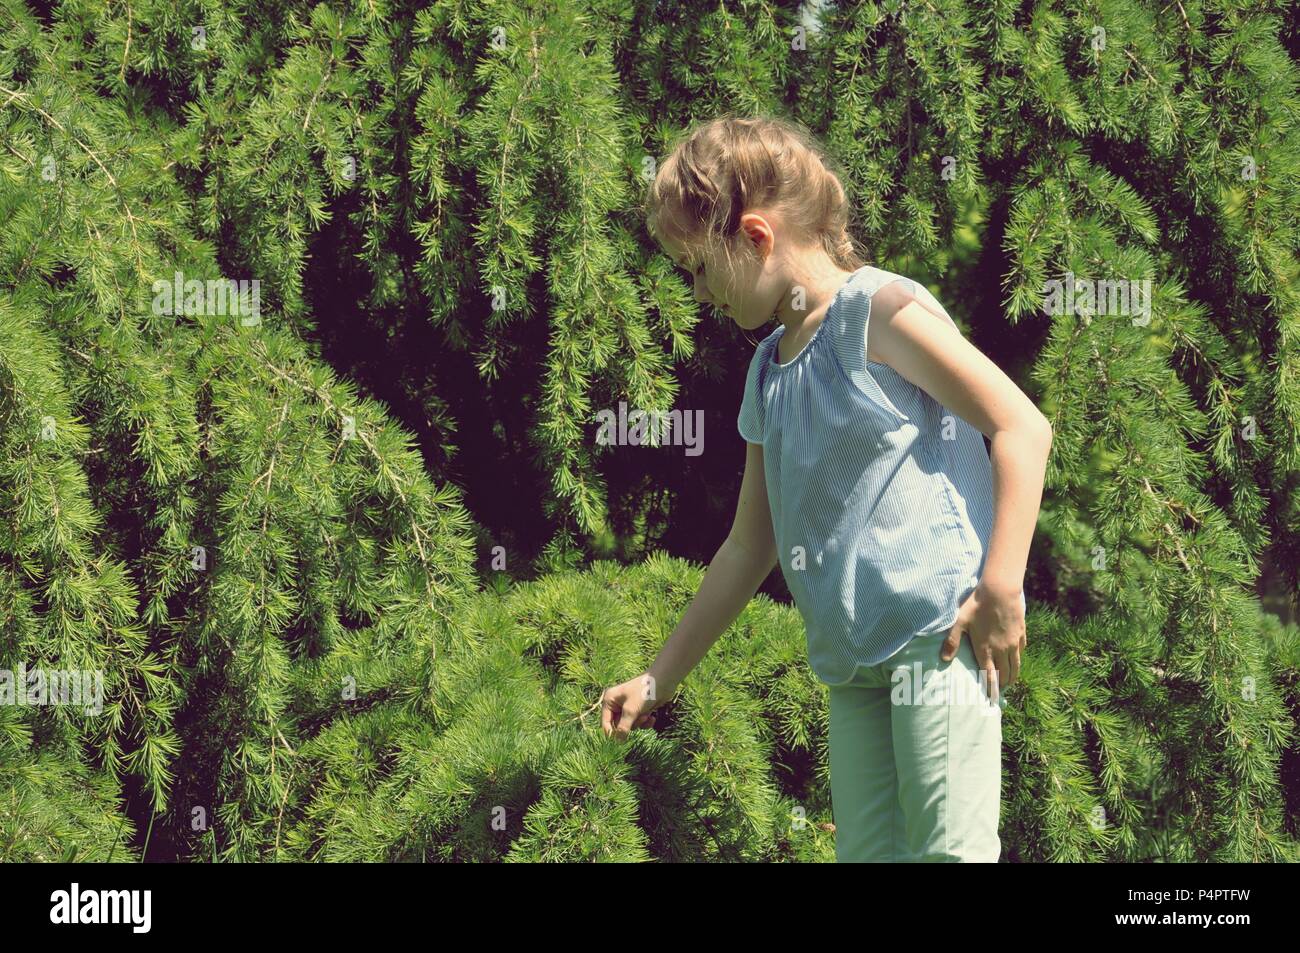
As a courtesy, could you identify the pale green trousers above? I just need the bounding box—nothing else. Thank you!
[828,628,1006,862]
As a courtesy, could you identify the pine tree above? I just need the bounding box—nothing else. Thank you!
[1,0,1297,861]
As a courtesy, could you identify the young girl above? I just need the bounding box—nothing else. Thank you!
[602,115,1051,862]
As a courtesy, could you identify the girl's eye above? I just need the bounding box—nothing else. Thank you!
[674,256,702,277]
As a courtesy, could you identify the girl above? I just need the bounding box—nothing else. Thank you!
[602,115,1051,862]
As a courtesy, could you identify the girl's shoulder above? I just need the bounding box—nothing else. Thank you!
[842,263,935,296]
[849,266,958,331]
[825,265,962,423]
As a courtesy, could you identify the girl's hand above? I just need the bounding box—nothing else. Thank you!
[600,672,664,743]
[939,582,1025,705]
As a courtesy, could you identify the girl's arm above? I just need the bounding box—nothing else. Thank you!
[864,279,1052,701]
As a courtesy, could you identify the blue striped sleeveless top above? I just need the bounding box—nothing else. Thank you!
[737,265,1019,686]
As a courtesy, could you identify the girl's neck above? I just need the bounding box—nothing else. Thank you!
[773,259,860,334]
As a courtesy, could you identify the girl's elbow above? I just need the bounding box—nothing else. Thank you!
[1032,414,1053,450]
[1005,412,1051,449]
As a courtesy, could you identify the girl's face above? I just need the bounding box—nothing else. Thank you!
[660,227,777,333]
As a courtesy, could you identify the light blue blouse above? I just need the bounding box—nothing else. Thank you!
[738,265,1022,686]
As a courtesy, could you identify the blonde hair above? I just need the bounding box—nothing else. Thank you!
[643,113,866,278]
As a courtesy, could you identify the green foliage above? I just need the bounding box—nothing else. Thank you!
[272,553,835,861]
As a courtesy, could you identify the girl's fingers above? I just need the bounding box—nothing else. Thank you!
[985,660,999,704]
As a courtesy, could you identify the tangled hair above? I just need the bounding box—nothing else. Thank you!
[643,113,866,277]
